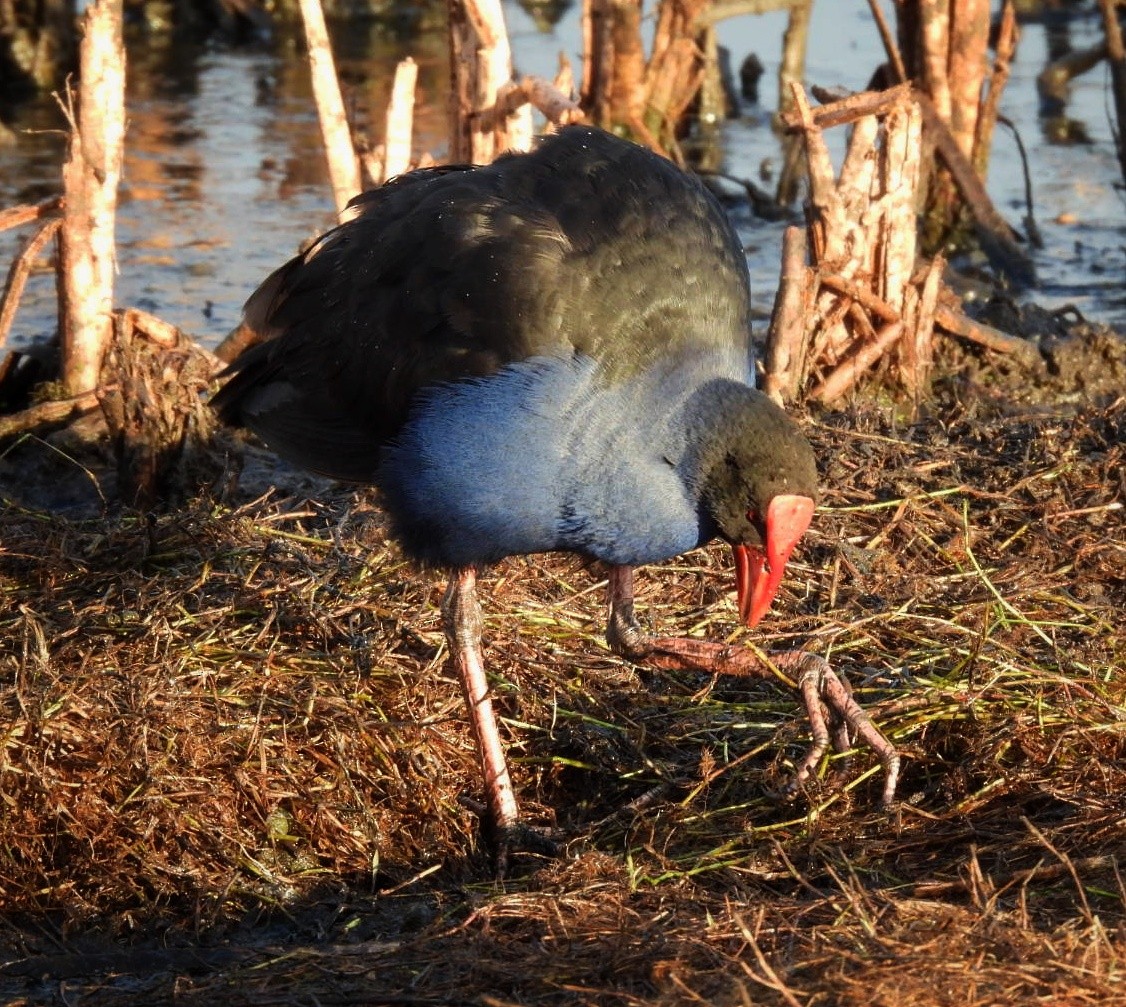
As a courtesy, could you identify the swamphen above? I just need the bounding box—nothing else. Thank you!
[213,125,899,865]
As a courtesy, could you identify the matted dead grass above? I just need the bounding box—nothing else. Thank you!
[0,394,1122,1005]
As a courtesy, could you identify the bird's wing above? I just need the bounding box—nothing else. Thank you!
[520,130,754,382]
[212,127,754,482]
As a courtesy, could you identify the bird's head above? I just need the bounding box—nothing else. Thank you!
[699,390,818,628]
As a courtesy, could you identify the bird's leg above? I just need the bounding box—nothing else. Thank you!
[441,568,558,873]
[605,565,900,806]
[605,564,651,656]
[442,569,519,831]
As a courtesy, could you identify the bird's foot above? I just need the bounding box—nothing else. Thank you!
[457,795,564,878]
[612,632,900,807]
[770,650,900,807]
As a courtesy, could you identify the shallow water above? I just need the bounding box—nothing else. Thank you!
[1,0,1124,351]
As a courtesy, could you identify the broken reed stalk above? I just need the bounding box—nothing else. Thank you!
[382,58,418,182]
[447,0,584,165]
[448,0,533,164]
[643,0,710,152]
[765,83,959,405]
[0,217,62,353]
[579,0,597,109]
[815,272,1040,367]
[867,0,907,83]
[772,0,815,201]
[581,0,644,139]
[764,83,1041,406]
[788,78,1033,288]
[790,82,913,130]
[581,0,734,158]
[776,0,812,122]
[809,322,905,405]
[799,82,922,398]
[762,225,810,406]
[918,0,952,124]
[896,254,943,400]
[694,23,724,161]
[362,57,422,187]
[897,0,1029,278]
[946,0,991,161]
[224,4,572,360]
[1099,0,1126,190]
[57,0,125,397]
[880,97,921,310]
[553,51,575,102]
[933,304,1043,367]
[973,0,1018,179]
[298,0,362,216]
[914,89,1034,287]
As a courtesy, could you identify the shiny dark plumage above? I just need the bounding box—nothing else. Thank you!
[213,126,816,571]
[210,127,907,858]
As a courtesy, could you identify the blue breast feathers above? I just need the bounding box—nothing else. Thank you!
[377,349,753,569]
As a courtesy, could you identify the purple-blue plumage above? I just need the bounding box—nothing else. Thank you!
[213,125,817,568]
[378,349,748,568]
[205,125,901,864]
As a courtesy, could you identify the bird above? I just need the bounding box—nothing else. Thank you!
[212,125,899,867]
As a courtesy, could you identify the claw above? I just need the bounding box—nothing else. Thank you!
[605,566,900,807]
[457,794,563,877]
[778,652,900,805]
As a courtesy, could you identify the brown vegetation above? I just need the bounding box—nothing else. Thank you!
[0,2,1123,1004]
[0,386,1121,1004]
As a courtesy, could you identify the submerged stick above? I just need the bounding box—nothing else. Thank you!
[0,217,61,353]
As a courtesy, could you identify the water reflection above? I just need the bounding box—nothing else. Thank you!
[1,0,1126,351]
[515,0,574,34]
[0,14,451,349]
